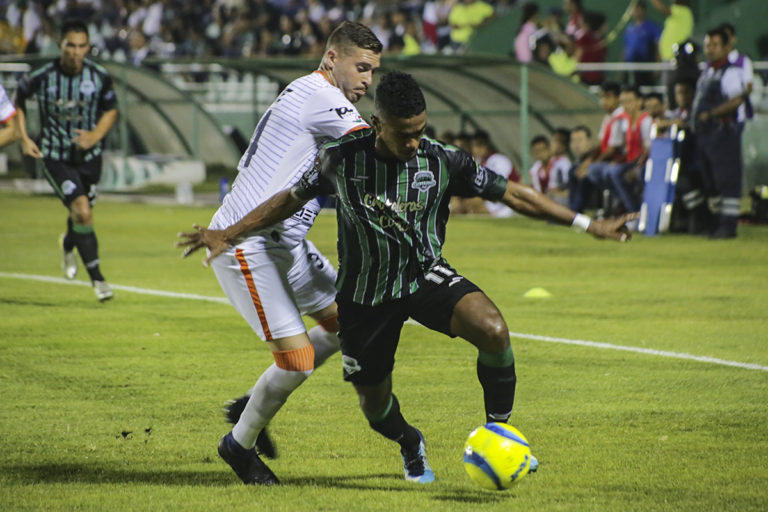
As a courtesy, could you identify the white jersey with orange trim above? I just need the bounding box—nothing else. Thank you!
[210,71,368,247]
[0,85,17,124]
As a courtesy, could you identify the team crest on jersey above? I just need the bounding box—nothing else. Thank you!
[79,80,95,96]
[411,170,436,192]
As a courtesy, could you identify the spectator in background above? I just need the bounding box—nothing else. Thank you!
[514,2,539,63]
[472,129,520,217]
[651,0,693,62]
[547,128,572,206]
[603,85,652,214]
[643,92,668,122]
[567,125,595,212]
[563,0,583,38]
[575,82,624,214]
[528,134,570,204]
[548,34,579,81]
[720,23,755,126]
[654,78,711,234]
[623,0,661,86]
[449,130,488,214]
[574,11,606,85]
[532,34,555,67]
[448,0,495,52]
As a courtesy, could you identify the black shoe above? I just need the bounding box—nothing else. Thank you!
[218,431,279,486]
[223,395,277,459]
[709,216,738,239]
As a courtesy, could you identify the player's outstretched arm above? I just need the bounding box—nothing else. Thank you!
[176,188,306,266]
[500,180,636,242]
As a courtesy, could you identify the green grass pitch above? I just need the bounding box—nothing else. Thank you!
[1,190,767,511]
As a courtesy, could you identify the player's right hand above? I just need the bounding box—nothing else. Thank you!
[21,137,42,159]
[175,224,229,267]
[587,213,639,242]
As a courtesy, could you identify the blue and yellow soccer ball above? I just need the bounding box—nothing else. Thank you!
[463,423,533,490]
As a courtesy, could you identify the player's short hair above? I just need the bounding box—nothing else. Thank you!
[473,129,492,145]
[375,71,426,119]
[600,81,621,97]
[326,21,383,55]
[530,135,549,147]
[571,125,592,138]
[621,84,641,97]
[61,19,89,40]
[705,27,729,46]
[644,92,664,103]
[719,23,735,37]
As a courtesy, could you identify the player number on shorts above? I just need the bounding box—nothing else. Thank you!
[425,265,454,285]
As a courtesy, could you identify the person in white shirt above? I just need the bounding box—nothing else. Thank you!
[719,23,754,125]
[527,134,571,205]
[176,22,382,486]
[0,85,20,147]
[471,130,520,217]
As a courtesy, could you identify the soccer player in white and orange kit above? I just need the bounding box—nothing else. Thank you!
[0,84,19,147]
[177,22,382,485]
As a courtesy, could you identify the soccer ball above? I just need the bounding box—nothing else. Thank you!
[463,423,533,490]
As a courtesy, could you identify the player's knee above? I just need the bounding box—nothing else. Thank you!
[318,314,339,333]
[481,316,511,352]
[70,204,93,225]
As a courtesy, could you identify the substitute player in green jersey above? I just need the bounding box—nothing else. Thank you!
[16,19,118,301]
[178,71,635,483]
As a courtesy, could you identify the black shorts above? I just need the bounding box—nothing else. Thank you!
[42,156,102,208]
[338,263,481,386]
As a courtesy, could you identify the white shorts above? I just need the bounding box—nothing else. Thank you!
[211,238,337,342]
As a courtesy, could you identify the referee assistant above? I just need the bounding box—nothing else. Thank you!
[16,19,118,300]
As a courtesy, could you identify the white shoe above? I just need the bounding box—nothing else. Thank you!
[93,280,114,302]
[60,234,78,280]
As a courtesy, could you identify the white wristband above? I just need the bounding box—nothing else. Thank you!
[571,213,591,232]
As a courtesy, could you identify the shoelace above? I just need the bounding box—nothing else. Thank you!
[403,449,425,476]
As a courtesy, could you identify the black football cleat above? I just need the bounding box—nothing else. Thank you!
[223,395,277,459]
[218,431,279,486]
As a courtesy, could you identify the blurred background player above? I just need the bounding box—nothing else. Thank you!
[176,22,382,485]
[471,129,520,217]
[15,18,118,301]
[0,84,19,147]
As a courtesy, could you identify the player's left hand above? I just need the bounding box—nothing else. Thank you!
[587,212,638,242]
[175,224,229,267]
[71,129,99,150]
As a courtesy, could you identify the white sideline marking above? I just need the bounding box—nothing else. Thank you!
[3,271,767,373]
[0,271,229,304]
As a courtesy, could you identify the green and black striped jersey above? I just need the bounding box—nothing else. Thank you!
[294,127,507,306]
[16,59,117,163]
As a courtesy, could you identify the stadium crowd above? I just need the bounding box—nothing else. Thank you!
[1,0,515,60]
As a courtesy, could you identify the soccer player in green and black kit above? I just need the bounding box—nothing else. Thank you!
[16,19,118,301]
[178,71,635,483]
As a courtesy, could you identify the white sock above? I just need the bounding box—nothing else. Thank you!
[232,364,312,449]
[244,328,337,395]
[307,325,340,368]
